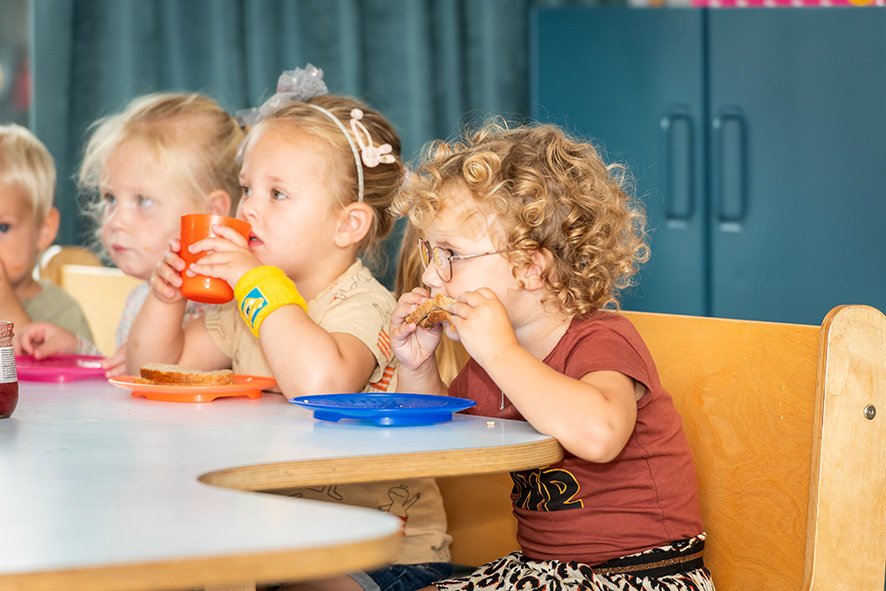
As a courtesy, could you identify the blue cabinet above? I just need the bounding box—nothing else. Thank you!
[531,7,886,324]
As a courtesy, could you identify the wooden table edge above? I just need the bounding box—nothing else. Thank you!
[0,531,402,591]
[199,438,565,492]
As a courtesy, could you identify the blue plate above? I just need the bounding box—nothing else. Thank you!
[288,393,477,426]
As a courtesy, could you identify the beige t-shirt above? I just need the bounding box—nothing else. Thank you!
[204,260,451,564]
[278,478,451,565]
[205,260,395,389]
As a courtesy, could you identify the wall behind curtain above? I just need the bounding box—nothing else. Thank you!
[31,0,613,288]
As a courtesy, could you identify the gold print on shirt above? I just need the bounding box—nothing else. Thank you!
[511,468,583,511]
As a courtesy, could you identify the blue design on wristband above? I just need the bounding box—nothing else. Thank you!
[241,287,269,325]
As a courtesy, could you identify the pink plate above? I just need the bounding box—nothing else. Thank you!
[109,374,277,403]
[16,355,107,382]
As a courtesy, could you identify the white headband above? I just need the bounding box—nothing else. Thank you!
[236,64,395,204]
[306,103,365,202]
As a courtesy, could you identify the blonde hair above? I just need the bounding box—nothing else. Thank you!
[79,92,244,249]
[245,95,403,270]
[393,120,649,316]
[0,124,56,225]
[394,222,470,385]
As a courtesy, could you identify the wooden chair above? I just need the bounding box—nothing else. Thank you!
[439,305,886,591]
[36,245,102,285]
[58,265,142,356]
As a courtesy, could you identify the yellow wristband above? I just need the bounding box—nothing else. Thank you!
[234,266,307,337]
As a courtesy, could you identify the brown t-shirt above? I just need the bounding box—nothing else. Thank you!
[450,311,703,564]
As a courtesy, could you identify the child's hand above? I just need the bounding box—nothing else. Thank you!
[184,224,262,289]
[102,343,128,378]
[390,288,445,371]
[17,322,78,358]
[448,287,519,367]
[150,239,188,303]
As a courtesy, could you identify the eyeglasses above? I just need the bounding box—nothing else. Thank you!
[417,237,502,282]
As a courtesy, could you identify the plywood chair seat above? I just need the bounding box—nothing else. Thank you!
[438,305,886,591]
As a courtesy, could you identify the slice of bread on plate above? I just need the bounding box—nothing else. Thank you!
[136,363,234,386]
[406,294,455,329]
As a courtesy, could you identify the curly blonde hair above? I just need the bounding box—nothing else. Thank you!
[245,95,403,271]
[392,120,649,315]
[79,92,244,255]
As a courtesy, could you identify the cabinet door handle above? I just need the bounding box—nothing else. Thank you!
[712,109,747,229]
[659,112,695,224]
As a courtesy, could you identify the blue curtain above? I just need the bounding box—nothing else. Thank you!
[31,0,613,288]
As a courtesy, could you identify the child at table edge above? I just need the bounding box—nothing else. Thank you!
[16,93,243,376]
[0,123,93,350]
[390,120,715,591]
[125,65,452,591]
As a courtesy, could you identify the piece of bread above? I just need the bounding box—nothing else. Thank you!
[406,294,455,329]
[137,363,234,386]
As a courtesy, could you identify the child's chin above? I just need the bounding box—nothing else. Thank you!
[112,259,140,280]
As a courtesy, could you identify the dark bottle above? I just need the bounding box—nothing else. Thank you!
[0,321,18,418]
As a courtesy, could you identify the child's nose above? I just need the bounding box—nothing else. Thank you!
[421,261,442,288]
[105,206,130,229]
[237,198,259,221]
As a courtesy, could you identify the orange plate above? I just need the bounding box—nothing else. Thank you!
[109,375,277,403]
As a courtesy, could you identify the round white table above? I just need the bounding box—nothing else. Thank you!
[0,379,562,591]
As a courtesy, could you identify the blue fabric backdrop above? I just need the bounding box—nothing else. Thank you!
[31,0,611,287]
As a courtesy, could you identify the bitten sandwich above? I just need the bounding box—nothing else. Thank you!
[406,294,455,329]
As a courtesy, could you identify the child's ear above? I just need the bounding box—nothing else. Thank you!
[334,202,374,248]
[204,190,233,216]
[520,248,552,291]
[37,207,60,252]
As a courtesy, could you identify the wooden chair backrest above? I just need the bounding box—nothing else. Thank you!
[439,305,886,591]
[59,264,142,356]
[37,245,102,285]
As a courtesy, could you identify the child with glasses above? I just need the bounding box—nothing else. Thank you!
[394,223,470,386]
[390,120,714,591]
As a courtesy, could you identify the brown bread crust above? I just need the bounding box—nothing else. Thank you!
[406,294,455,328]
[138,363,234,386]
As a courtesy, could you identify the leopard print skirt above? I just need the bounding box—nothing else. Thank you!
[434,534,714,591]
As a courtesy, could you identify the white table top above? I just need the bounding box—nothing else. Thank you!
[0,378,562,590]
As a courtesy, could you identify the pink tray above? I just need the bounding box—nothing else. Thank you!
[16,355,106,382]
